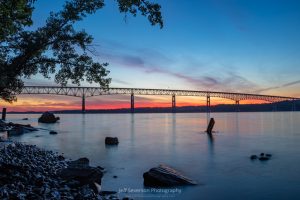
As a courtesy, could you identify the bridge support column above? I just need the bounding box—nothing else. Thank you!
[272,103,277,112]
[292,100,296,111]
[235,100,240,112]
[131,93,134,113]
[82,94,86,113]
[172,94,176,113]
[206,95,211,113]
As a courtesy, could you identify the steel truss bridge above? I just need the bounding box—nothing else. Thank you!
[20,86,299,112]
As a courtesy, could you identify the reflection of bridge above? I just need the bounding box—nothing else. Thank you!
[21,86,299,113]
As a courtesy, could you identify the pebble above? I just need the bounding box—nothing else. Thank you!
[0,142,100,199]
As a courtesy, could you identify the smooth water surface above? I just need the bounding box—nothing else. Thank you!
[2,112,300,200]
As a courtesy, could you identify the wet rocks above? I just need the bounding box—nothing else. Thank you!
[250,153,272,161]
[143,164,197,187]
[105,137,119,145]
[0,143,101,199]
[38,112,60,123]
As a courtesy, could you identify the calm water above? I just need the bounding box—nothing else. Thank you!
[2,112,300,200]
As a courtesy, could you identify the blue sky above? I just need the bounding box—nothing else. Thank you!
[8,0,299,111]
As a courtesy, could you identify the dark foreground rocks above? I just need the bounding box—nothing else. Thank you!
[105,137,119,145]
[1,121,38,135]
[59,157,104,192]
[0,143,103,199]
[143,164,197,187]
[38,112,60,123]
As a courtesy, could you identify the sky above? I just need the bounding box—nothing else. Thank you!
[1,0,300,111]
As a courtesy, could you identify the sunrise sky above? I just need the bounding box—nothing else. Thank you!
[1,0,300,111]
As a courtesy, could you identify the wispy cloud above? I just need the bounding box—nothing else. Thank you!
[94,41,258,92]
[255,79,300,94]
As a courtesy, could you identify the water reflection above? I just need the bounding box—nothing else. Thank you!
[130,114,135,145]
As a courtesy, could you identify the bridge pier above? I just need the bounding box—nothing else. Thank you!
[131,93,134,113]
[272,103,277,112]
[82,94,86,113]
[235,100,240,112]
[292,100,296,111]
[172,94,176,113]
[206,95,211,113]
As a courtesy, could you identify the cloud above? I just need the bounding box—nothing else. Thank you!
[282,80,300,87]
[88,40,259,93]
[255,79,300,94]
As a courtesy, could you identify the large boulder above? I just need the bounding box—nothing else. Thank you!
[38,112,60,123]
[143,164,197,187]
[59,158,103,189]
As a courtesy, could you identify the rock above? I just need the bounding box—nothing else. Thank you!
[49,131,58,135]
[143,164,197,187]
[259,156,270,161]
[250,155,257,160]
[38,112,60,123]
[113,175,118,178]
[7,127,24,136]
[22,118,29,120]
[59,157,103,188]
[260,153,265,156]
[105,137,119,145]
[68,157,90,168]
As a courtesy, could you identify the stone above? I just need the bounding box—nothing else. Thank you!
[143,164,197,187]
[59,157,103,188]
[260,153,265,156]
[105,137,119,145]
[259,156,269,161]
[250,155,258,160]
[68,158,89,168]
[49,131,58,135]
[22,118,29,120]
[38,112,60,123]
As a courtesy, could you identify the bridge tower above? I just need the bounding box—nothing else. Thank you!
[272,102,277,111]
[235,100,240,112]
[131,93,134,113]
[82,88,86,113]
[292,99,296,111]
[172,94,176,113]
[206,95,211,113]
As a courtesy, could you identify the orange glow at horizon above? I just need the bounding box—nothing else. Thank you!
[0,95,272,112]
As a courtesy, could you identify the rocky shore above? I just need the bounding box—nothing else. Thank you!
[0,142,120,200]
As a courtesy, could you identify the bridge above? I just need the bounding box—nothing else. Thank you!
[20,86,299,112]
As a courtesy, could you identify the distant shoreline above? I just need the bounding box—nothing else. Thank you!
[2,100,299,114]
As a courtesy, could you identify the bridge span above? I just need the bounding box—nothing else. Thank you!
[21,86,299,112]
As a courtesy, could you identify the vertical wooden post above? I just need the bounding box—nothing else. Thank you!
[207,118,215,134]
[2,108,7,121]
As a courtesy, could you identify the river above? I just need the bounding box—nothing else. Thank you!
[1,112,300,200]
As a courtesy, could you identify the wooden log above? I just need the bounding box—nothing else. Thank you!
[206,118,215,134]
